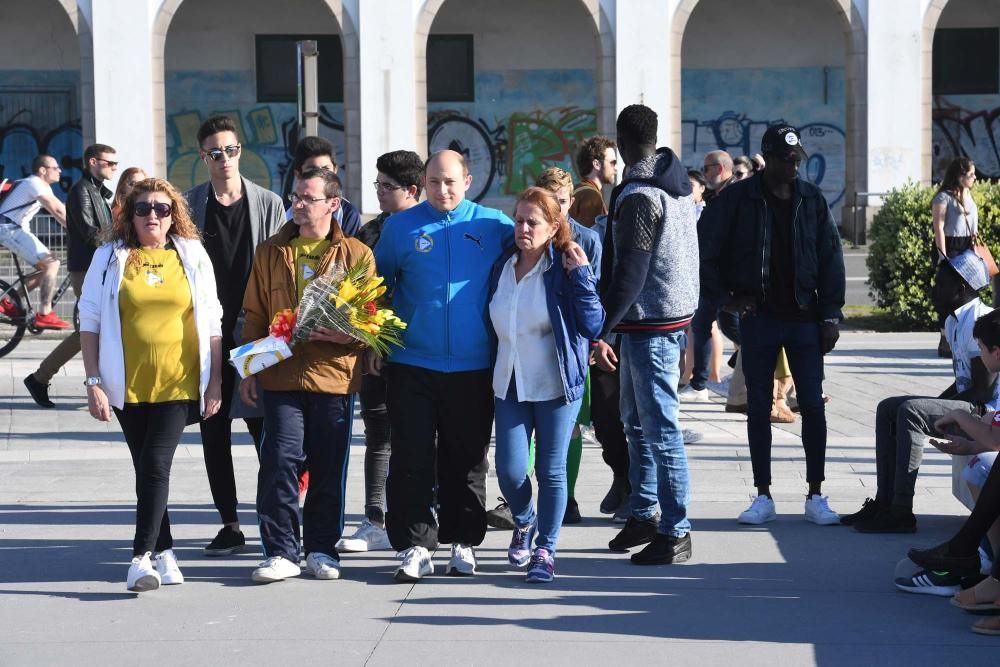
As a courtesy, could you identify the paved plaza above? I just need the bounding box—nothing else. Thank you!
[0,333,996,665]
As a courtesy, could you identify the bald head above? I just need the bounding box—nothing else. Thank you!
[424,149,472,212]
[702,150,734,190]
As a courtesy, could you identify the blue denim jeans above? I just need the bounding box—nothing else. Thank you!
[690,296,742,391]
[739,314,827,487]
[619,331,691,537]
[494,381,581,555]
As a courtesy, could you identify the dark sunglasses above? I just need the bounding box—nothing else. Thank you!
[134,202,173,218]
[204,144,241,161]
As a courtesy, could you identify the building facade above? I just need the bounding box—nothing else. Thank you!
[0,0,997,237]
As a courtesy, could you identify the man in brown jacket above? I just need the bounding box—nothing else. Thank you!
[238,167,374,584]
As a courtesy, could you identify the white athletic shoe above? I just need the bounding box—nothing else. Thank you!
[446,543,477,576]
[395,546,434,582]
[251,556,302,583]
[738,495,777,524]
[804,495,841,525]
[305,552,342,580]
[154,549,184,585]
[126,552,161,592]
[336,518,392,553]
[679,385,710,403]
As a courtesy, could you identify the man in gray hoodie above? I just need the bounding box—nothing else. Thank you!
[595,104,698,565]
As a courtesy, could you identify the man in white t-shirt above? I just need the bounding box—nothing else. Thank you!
[0,154,70,329]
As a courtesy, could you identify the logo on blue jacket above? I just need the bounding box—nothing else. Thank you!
[415,233,434,253]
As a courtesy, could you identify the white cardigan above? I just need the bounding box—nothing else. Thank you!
[78,236,223,413]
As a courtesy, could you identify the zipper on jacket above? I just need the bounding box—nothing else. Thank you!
[791,196,803,309]
[445,213,452,361]
[760,198,769,302]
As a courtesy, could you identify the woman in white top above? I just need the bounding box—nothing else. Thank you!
[488,187,604,583]
[79,178,223,592]
[933,157,978,264]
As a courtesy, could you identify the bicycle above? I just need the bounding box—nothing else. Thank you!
[0,250,78,358]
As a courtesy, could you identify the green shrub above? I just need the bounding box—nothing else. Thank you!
[866,181,1000,330]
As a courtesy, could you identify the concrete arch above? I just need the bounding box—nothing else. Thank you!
[672,0,867,215]
[922,0,950,183]
[413,0,615,157]
[149,0,362,200]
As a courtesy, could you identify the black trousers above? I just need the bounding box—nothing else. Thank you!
[115,401,191,556]
[199,362,263,525]
[385,363,493,551]
[590,339,630,480]
[257,390,352,561]
[359,372,391,524]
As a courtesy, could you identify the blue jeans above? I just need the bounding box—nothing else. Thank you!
[690,296,742,391]
[619,331,691,537]
[739,314,827,487]
[494,381,581,555]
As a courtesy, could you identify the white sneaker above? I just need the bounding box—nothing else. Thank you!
[251,556,302,583]
[678,385,710,403]
[804,495,841,525]
[336,518,392,553]
[446,543,477,576]
[395,546,433,582]
[154,549,184,585]
[305,552,341,580]
[126,552,161,592]
[738,495,777,524]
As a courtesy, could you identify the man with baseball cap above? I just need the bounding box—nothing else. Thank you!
[699,124,846,526]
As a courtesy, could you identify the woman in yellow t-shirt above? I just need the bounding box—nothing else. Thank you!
[79,178,223,593]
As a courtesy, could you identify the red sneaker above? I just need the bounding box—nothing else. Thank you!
[32,311,71,330]
[0,297,23,318]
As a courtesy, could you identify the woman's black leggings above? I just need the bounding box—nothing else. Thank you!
[114,401,190,557]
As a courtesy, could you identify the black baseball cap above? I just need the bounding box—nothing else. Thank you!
[761,125,807,161]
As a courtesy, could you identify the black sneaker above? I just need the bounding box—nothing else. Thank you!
[204,526,246,557]
[854,505,916,533]
[908,541,980,576]
[895,568,962,596]
[631,533,692,565]
[600,477,627,515]
[562,497,582,525]
[24,374,55,408]
[839,497,880,526]
[608,514,659,552]
[486,498,516,530]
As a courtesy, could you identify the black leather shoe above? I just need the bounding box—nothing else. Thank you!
[600,477,627,514]
[608,514,659,552]
[24,374,55,408]
[630,533,692,565]
[908,541,979,576]
[562,497,582,525]
[486,498,516,530]
[854,505,917,534]
[839,497,881,526]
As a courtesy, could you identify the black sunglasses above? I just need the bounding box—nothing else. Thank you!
[204,144,241,162]
[134,202,173,218]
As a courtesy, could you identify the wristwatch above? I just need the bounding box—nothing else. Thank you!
[823,318,841,325]
[83,376,102,387]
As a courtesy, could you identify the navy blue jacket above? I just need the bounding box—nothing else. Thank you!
[488,244,606,403]
[698,173,845,321]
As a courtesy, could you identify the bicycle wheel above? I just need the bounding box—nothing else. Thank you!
[0,279,27,358]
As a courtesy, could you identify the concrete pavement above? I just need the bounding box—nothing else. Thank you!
[0,333,996,665]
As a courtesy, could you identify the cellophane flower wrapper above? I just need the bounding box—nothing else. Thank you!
[292,256,406,357]
[228,309,296,378]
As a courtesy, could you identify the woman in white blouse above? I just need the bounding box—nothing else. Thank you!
[488,187,604,583]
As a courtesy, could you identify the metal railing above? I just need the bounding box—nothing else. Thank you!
[0,215,77,322]
[850,191,887,248]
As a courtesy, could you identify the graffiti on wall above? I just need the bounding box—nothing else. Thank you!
[0,73,83,199]
[682,112,846,206]
[166,71,345,197]
[428,106,596,202]
[682,67,847,206]
[428,69,598,203]
[933,97,1000,181]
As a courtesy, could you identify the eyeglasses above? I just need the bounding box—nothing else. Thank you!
[134,201,173,218]
[289,192,331,206]
[373,181,404,192]
[204,144,241,162]
[96,158,119,168]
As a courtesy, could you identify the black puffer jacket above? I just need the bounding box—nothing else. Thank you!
[698,173,845,321]
[66,173,112,272]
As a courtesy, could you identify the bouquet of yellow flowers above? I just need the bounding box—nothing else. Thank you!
[293,256,407,356]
